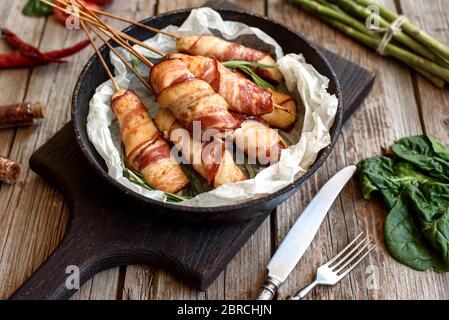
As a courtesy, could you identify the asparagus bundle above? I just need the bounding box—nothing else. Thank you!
[290,0,449,88]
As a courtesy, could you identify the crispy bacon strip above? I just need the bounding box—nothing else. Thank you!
[150,58,239,133]
[177,35,283,83]
[111,89,189,193]
[155,109,246,187]
[169,53,273,116]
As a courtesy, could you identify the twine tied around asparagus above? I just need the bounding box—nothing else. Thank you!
[369,15,409,55]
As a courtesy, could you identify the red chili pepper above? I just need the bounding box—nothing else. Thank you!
[1,28,64,63]
[0,39,90,69]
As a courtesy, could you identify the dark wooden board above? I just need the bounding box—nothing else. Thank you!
[9,4,374,300]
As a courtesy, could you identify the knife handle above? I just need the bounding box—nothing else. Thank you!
[255,277,281,300]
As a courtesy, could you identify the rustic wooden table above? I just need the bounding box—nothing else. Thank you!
[0,0,448,300]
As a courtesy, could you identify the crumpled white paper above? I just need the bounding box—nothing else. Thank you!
[86,8,338,207]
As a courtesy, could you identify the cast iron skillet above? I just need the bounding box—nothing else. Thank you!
[71,8,343,222]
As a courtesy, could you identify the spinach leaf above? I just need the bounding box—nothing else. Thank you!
[384,198,437,271]
[358,156,398,205]
[392,135,449,183]
[358,157,423,208]
[404,183,449,267]
[359,135,449,272]
[428,136,449,162]
[23,0,54,17]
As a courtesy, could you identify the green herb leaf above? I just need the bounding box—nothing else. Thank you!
[240,65,275,90]
[23,0,54,17]
[129,55,148,81]
[130,55,140,69]
[244,155,257,179]
[222,60,274,69]
[223,60,275,90]
[182,163,210,198]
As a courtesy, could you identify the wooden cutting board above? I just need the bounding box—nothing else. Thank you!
[9,5,374,300]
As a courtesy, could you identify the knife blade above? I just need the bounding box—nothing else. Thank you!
[256,165,357,300]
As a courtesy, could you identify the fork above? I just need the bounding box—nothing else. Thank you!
[288,232,376,300]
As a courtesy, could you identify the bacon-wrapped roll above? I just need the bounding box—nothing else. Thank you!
[262,90,297,130]
[155,109,246,187]
[111,89,189,193]
[168,53,273,115]
[169,53,297,129]
[232,116,287,165]
[177,35,283,83]
[150,58,239,133]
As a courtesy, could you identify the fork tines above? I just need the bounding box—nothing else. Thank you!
[327,232,376,277]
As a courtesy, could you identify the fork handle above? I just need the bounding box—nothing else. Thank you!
[289,280,319,300]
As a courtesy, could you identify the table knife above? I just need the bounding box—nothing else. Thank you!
[255,165,357,300]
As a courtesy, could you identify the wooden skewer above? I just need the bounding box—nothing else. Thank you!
[57,0,180,40]
[42,0,155,67]
[79,19,119,91]
[86,21,155,68]
[71,0,166,57]
[43,0,296,117]
[110,28,166,57]
[41,0,112,32]
[273,103,296,115]
[73,0,165,57]
[50,0,152,93]
[41,0,165,58]
[108,32,155,68]
[89,23,154,92]
[67,0,154,67]
[65,0,153,91]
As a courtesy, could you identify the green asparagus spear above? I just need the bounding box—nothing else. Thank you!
[289,0,378,36]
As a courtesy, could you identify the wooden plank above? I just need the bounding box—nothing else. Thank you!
[0,0,44,195]
[156,0,265,14]
[267,0,449,300]
[158,0,207,11]
[394,0,449,299]
[398,0,449,144]
[0,0,37,166]
[122,265,154,300]
[0,0,49,299]
[70,268,121,300]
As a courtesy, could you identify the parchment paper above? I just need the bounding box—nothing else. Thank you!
[86,8,338,207]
